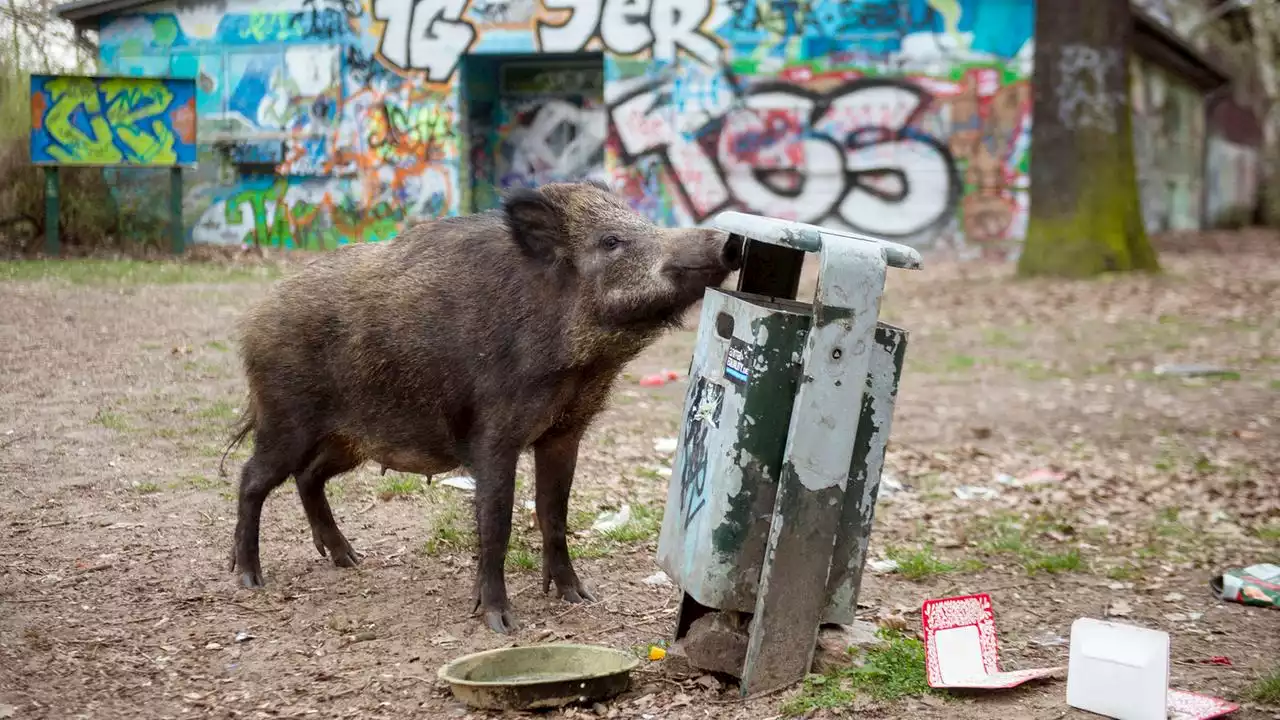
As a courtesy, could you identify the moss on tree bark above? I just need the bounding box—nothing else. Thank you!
[1018,0,1160,278]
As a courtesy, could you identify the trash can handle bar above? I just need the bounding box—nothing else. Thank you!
[710,211,923,270]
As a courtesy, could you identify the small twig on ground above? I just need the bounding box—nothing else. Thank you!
[584,611,670,639]
[325,678,374,701]
[547,600,596,623]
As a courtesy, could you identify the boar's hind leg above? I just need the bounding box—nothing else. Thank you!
[533,430,596,604]
[231,440,301,589]
[295,441,361,568]
[470,443,521,635]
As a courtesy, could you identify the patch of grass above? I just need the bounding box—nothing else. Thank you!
[1002,359,1068,381]
[205,340,230,352]
[1270,380,1280,391]
[971,513,1086,576]
[1247,667,1280,705]
[506,546,539,571]
[781,673,856,717]
[1106,563,1142,581]
[1025,549,1084,574]
[599,504,663,544]
[195,399,239,423]
[945,354,977,371]
[178,475,224,491]
[982,328,1021,348]
[422,503,474,555]
[376,474,425,501]
[570,504,665,560]
[0,259,282,285]
[92,409,131,432]
[1255,522,1280,542]
[885,544,957,580]
[634,466,666,481]
[133,481,161,494]
[781,629,934,717]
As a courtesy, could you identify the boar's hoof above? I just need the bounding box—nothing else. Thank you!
[239,569,265,589]
[481,607,520,635]
[558,585,597,604]
[331,546,360,568]
[310,529,361,567]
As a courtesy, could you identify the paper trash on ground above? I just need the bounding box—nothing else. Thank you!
[1066,617,1239,720]
[922,593,1063,689]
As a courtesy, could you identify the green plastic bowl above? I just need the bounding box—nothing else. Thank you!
[437,643,641,710]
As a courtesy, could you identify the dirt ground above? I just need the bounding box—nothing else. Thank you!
[1,231,1277,720]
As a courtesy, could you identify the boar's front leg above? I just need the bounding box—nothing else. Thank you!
[534,429,596,604]
[470,442,521,634]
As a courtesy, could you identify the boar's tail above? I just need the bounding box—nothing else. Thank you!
[218,401,257,478]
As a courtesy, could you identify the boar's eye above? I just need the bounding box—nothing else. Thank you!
[600,234,624,250]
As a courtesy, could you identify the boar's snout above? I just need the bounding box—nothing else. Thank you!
[721,233,744,272]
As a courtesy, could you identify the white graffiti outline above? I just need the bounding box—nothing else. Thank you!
[373,0,477,82]
[536,0,721,65]
[609,74,961,238]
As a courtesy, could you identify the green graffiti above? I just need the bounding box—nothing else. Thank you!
[152,16,179,47]
[100,79,178,164]
[223,179,406,250]
[238,12,305,43]
[41,77,178,165]
[44,77,122,164]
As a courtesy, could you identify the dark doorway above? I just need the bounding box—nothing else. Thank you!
[459,52,606,213]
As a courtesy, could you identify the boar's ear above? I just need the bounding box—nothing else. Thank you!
[503,188,564,262]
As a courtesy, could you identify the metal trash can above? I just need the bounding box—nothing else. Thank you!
[655,211,921,695]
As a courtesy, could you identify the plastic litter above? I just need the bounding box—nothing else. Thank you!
[1210,563,1279,608]
[591,505,632,534]
[440,476,477,492]
[954,485,1000,501]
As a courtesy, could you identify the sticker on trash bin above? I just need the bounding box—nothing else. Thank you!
[723,337,751,387]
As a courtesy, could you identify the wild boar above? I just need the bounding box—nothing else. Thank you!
[222,180,743,633]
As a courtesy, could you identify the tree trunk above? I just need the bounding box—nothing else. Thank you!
[1246,3,1280,227]
[1018,0,1160,277]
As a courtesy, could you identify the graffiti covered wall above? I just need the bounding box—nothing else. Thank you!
[92,0,1036,256]
[29,74,197,167]
[1129,55,1206,233]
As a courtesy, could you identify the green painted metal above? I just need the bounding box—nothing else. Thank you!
[823,322,909,623]
[44,167,59,256]
[655,290,810,613]
[170,167,185,255]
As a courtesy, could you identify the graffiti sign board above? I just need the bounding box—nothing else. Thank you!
[29,74,198,167]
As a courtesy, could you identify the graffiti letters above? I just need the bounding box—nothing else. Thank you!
[611,76,960,238]
[1056,45,1124,133]
[212,178,408,249]
[30,75,196,167]
[373,0,477,82]
[501,99,607,187]
[369,100,457,163]
[538,0,720,65]
[288,0,361,40]
[678,378,722,531]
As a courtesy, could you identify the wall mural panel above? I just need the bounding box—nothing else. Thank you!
[95,0,1035,257]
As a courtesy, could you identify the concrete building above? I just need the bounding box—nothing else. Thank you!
[51,0,1261,259]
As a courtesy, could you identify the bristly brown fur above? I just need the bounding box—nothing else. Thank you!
[223,181,742,635]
